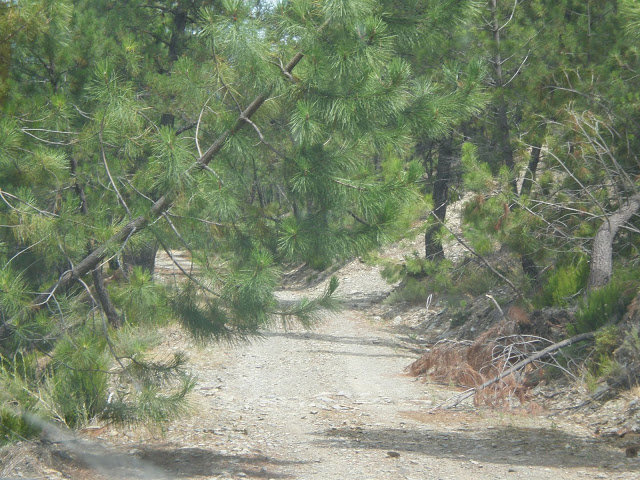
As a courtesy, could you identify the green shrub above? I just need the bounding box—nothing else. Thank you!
[0,353,42,445]
[539,170,554,195]
[401,278,429,303]
[380,261,405,283]
[570,271,640,334]
[408,255,454,290]
[424,259,455,293]
[461,143,493,192]
[536,257,589,307]
[113,266,170,325]
[455,265,497,296]
[386,277,429,304]
[594,325,620,358]
[450,310,469,327]
[0,409,40,445]
[405,254,428,276]
[51,330,110,427]
[584,354,623,392]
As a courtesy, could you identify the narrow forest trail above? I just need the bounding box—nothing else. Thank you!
[137,307,638,480]
[129,258,639,480]
[2,258,638,479]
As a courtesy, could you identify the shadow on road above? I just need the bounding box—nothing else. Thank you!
[137,445,308,478]
[309,348,416,359]
[261,330,420,353]
[312,425,638,472]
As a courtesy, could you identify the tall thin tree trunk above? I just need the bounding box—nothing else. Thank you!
[490,0,517,194]
[0,33,9,106]
[588,193,640,290]
[425,136,454,260]
[519,141,543,278]
[495,96,515,176]
[168,3,187,64]
[521,144,542,196]
[415,139,434,179]
[159,3,189,129]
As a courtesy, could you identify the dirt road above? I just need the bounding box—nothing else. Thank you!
[134,260,639,479]
[3,259,638,479]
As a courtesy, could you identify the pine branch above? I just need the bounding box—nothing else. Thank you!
[99,117,131,218]
[92,266,121,328]
[30,52,305,310]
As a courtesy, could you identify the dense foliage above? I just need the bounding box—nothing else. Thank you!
[1,0,639,440]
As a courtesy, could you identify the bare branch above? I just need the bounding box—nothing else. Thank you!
[430,211,523,298]
[241,114,288,160]
[5,236,51,268]
[99,117,131,218]
[544,147,610,221]
[503,50,530,87]
[20,129,76,146]
[435,332,595,409]
[498,0,519,32]
[0,189,58,217]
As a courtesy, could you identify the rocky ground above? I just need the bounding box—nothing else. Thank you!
[2,248,640,479]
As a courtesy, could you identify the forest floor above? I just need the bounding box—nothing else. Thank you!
[2,245,640,480]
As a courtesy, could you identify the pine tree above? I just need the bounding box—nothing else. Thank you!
[457,0,640,298]
[0,0,488,433]
[378,0,488,259]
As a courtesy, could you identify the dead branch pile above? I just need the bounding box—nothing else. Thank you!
[408,319,565,407]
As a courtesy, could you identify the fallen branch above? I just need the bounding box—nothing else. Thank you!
[434,331,595,409]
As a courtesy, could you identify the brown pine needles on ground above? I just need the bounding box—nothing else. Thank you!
[408,319,550,407]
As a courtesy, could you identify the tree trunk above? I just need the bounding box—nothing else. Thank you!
[92,266,121,328]
[168,3,188,64]
[415,139,434,179]
[0,31,9,106]
[490,0,517,194]
[495,96,515,177]
[425,136,454,260]
[520,144,541,196]
[588,193,640,290]
[519,144,542,279]
[123,241,159,275]
[520,253,539,279]
[159,4,189,130]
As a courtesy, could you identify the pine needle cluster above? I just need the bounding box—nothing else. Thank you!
[0,0,490,437]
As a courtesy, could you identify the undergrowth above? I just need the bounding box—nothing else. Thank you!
[0,322,193,444]
[534,256,590,308]
[382,252,498,305]
[408,320,538,407]
[570,268,640,334]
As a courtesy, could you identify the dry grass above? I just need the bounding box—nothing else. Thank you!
[0,442,71,480]
[408,319,547,407]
